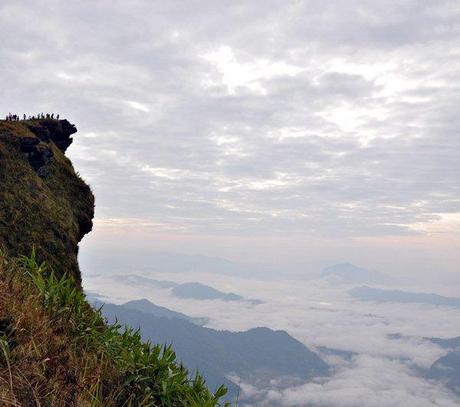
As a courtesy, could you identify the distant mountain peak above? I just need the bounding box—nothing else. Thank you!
[121,298,208,326]
[321,263,392,285]
[350,286,460,308]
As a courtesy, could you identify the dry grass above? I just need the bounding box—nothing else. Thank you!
[0,252,118,406]
[0,251,228,406]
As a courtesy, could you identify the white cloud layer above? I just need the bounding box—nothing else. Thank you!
[84,269,460,406]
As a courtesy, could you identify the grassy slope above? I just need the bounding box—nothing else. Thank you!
[0,120,227,406]
[0,251,227,406]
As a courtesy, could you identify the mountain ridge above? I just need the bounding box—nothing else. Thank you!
[350,286,460,308]
[98,299,330,403]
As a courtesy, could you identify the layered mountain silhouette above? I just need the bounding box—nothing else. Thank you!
[122,298,209,326]
[112,274,263,304]
[93,298,329,403]
[321,263,393,285]
[350,286,460,308]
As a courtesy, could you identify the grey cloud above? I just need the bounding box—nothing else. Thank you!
[1,1,460,239]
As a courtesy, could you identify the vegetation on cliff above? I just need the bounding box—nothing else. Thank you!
[0,119,227,406]
[0,119,94,286]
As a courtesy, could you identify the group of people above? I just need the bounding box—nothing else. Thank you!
[4,113,60,121]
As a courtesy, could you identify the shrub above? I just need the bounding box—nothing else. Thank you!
[0,250,229,406]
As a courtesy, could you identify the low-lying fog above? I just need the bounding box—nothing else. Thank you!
[83,258,460,407]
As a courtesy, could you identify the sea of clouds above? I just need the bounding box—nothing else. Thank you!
[84,269,460,406]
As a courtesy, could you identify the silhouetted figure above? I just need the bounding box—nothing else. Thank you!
[57,114,60,120]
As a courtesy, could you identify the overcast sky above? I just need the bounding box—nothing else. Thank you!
[2,0,460,278]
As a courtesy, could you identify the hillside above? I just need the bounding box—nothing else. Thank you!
[423,336,460,395]
[97,300,329,404]
[122,298,209,326]
[427,351,460,395]
[0,119,227,406]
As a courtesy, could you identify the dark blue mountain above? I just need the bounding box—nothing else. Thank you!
[350,286,460,308]
[98,300,329,403]
[427,351,460,395]
[322,263,392,285]
[122,298,208,326]
[388,333,460,395]
[427,336,460,350]
[111,274,263,304]
[170,282,263,304]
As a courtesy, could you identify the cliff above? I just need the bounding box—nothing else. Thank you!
[0,119,94,285]
[0,119,226,406]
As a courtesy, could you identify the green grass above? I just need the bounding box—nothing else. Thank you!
[0,249,229,406]
[0,120,94,286]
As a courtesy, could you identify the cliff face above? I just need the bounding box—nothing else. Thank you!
[0,119,94,285]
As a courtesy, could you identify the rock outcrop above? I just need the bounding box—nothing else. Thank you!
[0,119,94,285]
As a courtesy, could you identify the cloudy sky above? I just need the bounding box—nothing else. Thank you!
[2,0,460,279]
